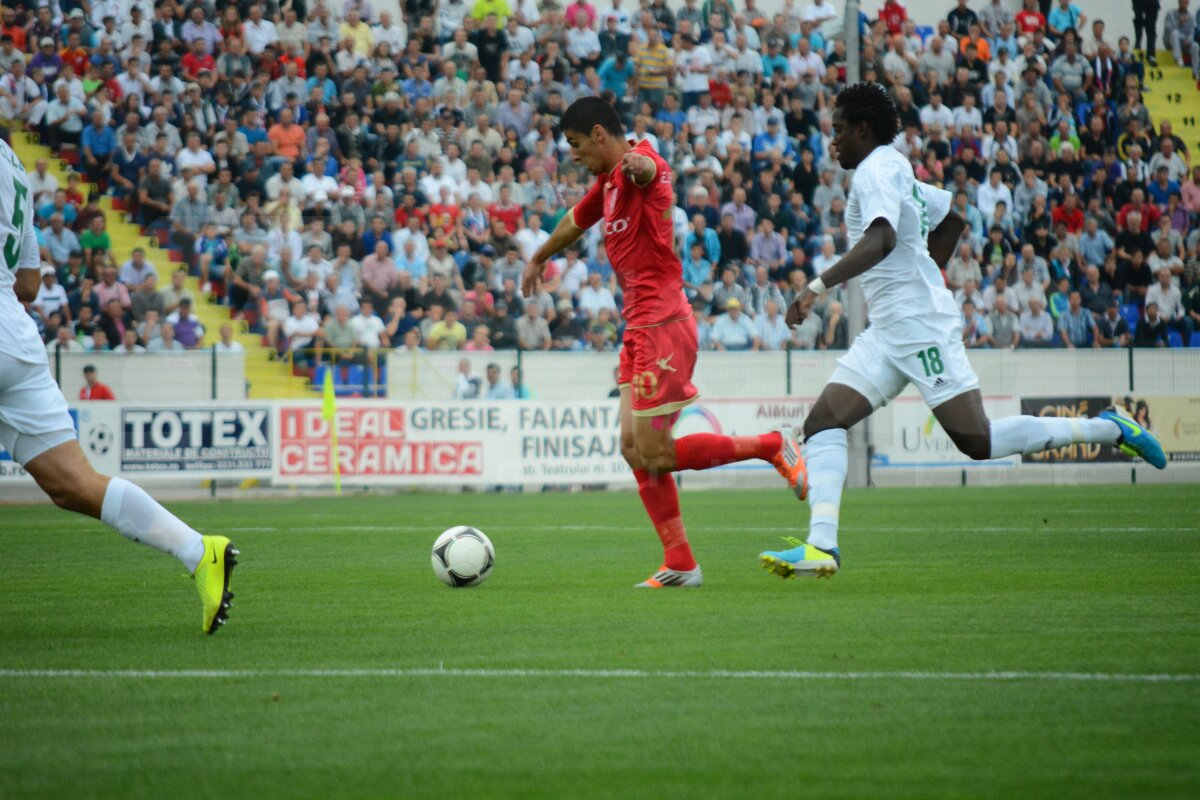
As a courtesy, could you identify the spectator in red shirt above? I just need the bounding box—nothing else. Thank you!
[1015,0,1046,35]
[880,0,908,35]
[180,37,215,81]
[487,185,523,234]
[59,31,90,77]
[1117,188,1162,232]
[79,364,116,400]
[1,8,26,51]
[1052,193,1085,234]
[565,0,598,30]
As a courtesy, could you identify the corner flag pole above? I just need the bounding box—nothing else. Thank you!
[322,369,342,496]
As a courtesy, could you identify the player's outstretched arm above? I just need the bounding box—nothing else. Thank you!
[523,210,586,296]
[786,219,896,326]
[926,211,967,269]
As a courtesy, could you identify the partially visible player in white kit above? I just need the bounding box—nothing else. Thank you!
[0,139,237,633]
[759,83,1166,579]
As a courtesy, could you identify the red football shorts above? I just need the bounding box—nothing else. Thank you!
[618,316,700,416]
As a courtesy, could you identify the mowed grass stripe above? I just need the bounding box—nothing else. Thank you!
[3,668,1200,682]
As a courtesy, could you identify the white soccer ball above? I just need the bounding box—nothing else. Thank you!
[431,526,495,588]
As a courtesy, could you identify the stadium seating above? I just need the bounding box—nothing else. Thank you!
[7,0,1197,403]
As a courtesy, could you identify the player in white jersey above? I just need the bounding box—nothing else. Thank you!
[758,83,1167,580]
[0,139,237,634]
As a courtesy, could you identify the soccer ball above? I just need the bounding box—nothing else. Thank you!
[431,526,495,588]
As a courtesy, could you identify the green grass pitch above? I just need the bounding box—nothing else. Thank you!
[2,485,1199,799]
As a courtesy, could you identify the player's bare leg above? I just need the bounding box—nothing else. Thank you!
[760,383,874,579]
[933,389,1164,468]
[22,440,238,633]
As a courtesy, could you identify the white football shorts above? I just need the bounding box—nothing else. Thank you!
[829,313,980,410]
[0,353,77,465]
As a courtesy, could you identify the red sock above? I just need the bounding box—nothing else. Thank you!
[634,468,696,571]
[673,432,782,471]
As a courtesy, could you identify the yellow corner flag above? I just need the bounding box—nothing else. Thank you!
[321,368,342,495]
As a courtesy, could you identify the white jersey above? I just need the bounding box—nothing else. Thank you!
[0,138,46,365]
[917,183,952,231]
[846,146,959,328]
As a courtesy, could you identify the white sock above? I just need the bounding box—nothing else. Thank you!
[100,478,206,572]
[804,428,848,552]
[989,416,1121,458]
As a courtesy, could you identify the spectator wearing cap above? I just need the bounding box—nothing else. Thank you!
[162,297,204,350]
[1096,299,1132,347]
[79,365,116,400]
[34,265,70,321]
[710,298,759,351]
[31,36,63,83]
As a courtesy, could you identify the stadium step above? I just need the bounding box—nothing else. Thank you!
[1142,51,1200,151]
[10,125,310,400]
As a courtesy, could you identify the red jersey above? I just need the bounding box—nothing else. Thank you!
[880,2,907,35]
[573,140,690,328]
[1015,10,1045,35]
[80,382,115,400]
[488,202,523,234]
[1052,205,1084,234]
[181,52,216,79]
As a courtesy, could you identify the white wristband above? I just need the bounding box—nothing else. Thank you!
[809,276,826,295]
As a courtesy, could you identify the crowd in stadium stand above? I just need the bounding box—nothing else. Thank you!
[6,0,1200,366]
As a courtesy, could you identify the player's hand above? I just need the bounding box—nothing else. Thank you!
[620,152,652,183]
[521,258,545,297]
[786,289,817,327]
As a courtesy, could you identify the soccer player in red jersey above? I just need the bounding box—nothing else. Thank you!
[523,98,807,588]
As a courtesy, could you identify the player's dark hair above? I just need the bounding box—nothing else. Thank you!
[834,82,901,146]
[559,96,624,138]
